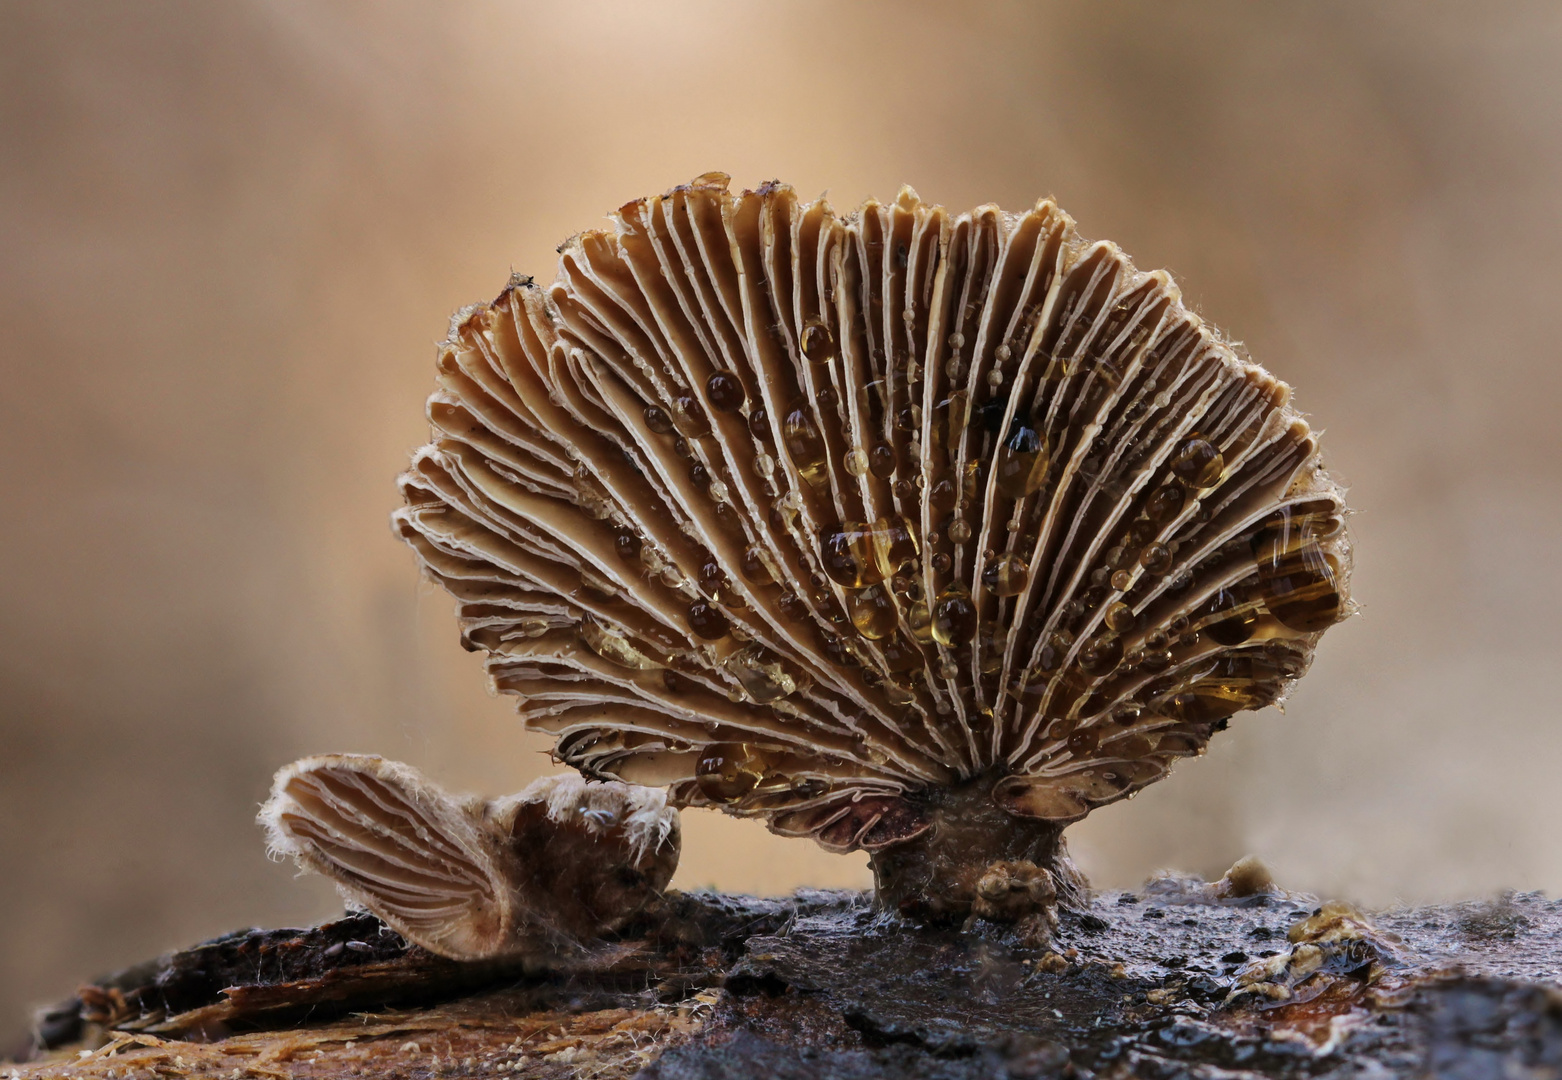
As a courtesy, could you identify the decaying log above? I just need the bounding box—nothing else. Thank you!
[11,878,1562,1078]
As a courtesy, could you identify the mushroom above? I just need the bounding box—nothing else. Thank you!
[262,755,678,959]
[362,174,1349,936]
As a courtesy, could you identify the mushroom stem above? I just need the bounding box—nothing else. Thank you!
[867,771,1085,929]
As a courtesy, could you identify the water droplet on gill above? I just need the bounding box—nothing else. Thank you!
[696,743,770,803]
[1140,542,1173,575]
[848,584,897,640]
[801,319,835,364]
[995,423,1051,500]
[1170,437,1223,489]
[697,558,730,600]
[723,644,798,703]
[932,391,971,461]
[644,404,675,434]
[1079,635,1123,676]
[948,518,972,543]
[1202,585,1258,645]
[877,633,924,674]
[613,528,642,562]
[1105,601,1138,633]
[687,600,730,640]
[1252,509,1342,632]
[1110,569,1133,591]
[869,444,897,478]
[705,370,746,413]
[519,616,550,638]
[577,620,661,670]
[782,402,828,488]
[930,585,977,647]
[740,544,775,585]
[906,600,935,644]
[673,394,712,438]
[843,448,870,476]
[661,669,684,694]
[748,406,773,443]
[790,776,829,799]
[1067,727,1102,755]
[982,552,1031,597]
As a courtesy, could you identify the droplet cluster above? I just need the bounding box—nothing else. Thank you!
[395,175,1352,851]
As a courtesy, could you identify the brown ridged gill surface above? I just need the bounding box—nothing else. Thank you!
[394,174,1352,854]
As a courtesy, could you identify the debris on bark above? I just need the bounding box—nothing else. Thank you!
[12,875,1562,1078]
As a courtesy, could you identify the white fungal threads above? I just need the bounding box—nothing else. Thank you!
[386,175,1352,921]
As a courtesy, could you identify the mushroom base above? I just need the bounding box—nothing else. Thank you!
[867,772,1085,930]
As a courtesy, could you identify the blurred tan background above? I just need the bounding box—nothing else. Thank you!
[4,0,1562,1037]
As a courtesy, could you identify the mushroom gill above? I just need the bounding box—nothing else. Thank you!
[392,174,1354,925]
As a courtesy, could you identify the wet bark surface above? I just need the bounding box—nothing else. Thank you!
[13,881,1562,1078]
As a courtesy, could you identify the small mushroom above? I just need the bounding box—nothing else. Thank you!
[261,755,678,959]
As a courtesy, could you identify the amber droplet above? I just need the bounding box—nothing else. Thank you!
[1112,704,1142,726]
[818,523,882,589]
[931,585,977,646]
[866,515,919,578]
[1140,543,1172,575]
[931,551,952,574]
[674,395,712,438]
[995,425,1051,499]
[696,743,766,803]
[1079,635,1123,676]
[644,404,674,434]
[1110,570,1132,591]
[698,559,729,601]
[1252,510,1342,632]
[705,371,747,412]
[982,553,1030,597]
[906,600,935,644]
[948,518,972,543]
[748,406,773,443]
[1203,585,1258,645]
[869,444,897,478]
[613,528,642,562]
[724,644,798,702]
[929,476,959,510]
[878,633,924,674]
[1067,727,1102,755]
[777,591,808,622]
[740,544,774,585]
[687,600,730,639]
[782,403,829,488]
[801,318,835,364]
[934,391,972,459]
[1105,601,1138,633]
[1170,437,1223,489]
[844,448,870,476]
[1140,649,1173,673]
[1144,483,1185,523]
[849,585,898,640]
[895,404,921,431]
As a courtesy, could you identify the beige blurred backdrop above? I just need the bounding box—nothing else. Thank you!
[4,0,1562,1036]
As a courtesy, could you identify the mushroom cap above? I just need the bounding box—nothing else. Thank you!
[394,174,1352,853]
